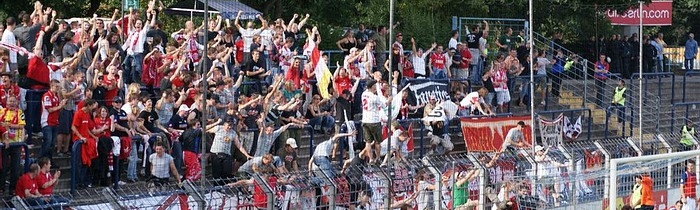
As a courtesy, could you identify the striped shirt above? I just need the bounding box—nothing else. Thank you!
[210,126,237,155]
[313,139,334,157]
[149,153,174,179]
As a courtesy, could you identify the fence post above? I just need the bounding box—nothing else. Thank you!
[182,180,206,210]
[419,122,425,158]
[423,157,442,210]
[101,187,124,210]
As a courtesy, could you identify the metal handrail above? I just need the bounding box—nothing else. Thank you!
[671,101,700,131]
[605,105,631,140]
[682,71,700,102]
[537,108,592,141]
[70,140,85,195]
[630,72,675,101]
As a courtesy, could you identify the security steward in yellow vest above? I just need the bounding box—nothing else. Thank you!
[610,79,626,125]
[681,120,696,148]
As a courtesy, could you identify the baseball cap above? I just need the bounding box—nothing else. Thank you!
[177,104,190,113]
[535,145,544,152]
[112,96,123,103]
[286,138,298,149]
[396,32,402,37]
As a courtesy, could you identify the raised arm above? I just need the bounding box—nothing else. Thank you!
[234,11,243,30]
[286,14,298,32]
[297,14,310,29]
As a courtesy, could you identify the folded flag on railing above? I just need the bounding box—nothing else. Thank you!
[0,42,30,56]
[564,116,582,140]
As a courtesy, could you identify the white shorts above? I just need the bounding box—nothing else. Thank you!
[497,90,511,105]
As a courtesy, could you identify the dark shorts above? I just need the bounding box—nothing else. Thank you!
[58,109,74,134]
[361,122,381,144]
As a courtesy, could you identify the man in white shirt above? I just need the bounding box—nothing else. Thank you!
[448,30,459,50]
[1,17,17,72]
[410,38,436,78]
[308,129,356,177]
[121,10,153,85]
[361,80,390,165]
[234,11,267,64]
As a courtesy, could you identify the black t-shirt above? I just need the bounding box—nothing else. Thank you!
[276,147,297,172]
[465,31,483,49]
[146,29,169,50]
[244,58,266,80]
[138,110,159,132]
[452,53,462,69]
[335,97,352,123]
[169,114,188,130]
[483,76,495,93]
[243,105,262,129]
[110,107,129,137]
[280,110,296,124]
[93,86,107,107]
[179,128,201,152]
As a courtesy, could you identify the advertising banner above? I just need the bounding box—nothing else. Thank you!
[606,1,672,26]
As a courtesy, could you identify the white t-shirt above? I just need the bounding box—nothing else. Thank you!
[361,91,384,123]
[259,29,274,51]
[448,38,458,50]
[536,57,549,75]
[239,28,262,52]
[417,180,434,210]
[460,91,482,108]
[379,130,406,156]
[412,54,428,76]
[1,30,17,63]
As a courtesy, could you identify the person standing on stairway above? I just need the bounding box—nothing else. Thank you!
[609,79,626,131]
[593,54,610,107]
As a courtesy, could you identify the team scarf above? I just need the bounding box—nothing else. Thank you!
[0,42,30,56]
[187,35,201,65]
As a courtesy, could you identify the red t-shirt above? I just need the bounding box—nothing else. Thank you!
[42,91,60,126]
[102,75,119,107]
[0,84,20,108]
[142,57,164,87]
[183,88,197,107]
[460,49,472,69]
[171,77,184,89]
[35,171,54,195]
[334,76,352,96]
[72,109,94,142]
[430,53,446,69]
[15,173,38,198]
[27,56,50,87]
[235,39,244,63]
[94,117,111,138]
[285,66,300,89]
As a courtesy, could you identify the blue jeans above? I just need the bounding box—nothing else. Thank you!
[123,53,144,85]
[655,58,663,73]
[40,125,58,159]
[127,136,143,181]
[310,116,335,131]
[432,68,447,79]
[686,58,695,70]
[171,140,184,177]
[313,156,335,178]
[26,90,45,135]
[519,78,531,101]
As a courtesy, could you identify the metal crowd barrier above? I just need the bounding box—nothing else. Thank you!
[537,108,593,142]
[630,72,675,102]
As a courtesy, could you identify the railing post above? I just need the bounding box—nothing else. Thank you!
[605,108,610,140]
[422,157,442,210]
[594,141,611,200]
[419,122,425,158]
[182,180,206,210]
[101,187,124,210]
[21,144,29,172]
[583,59,588,107]
[308,126,315,158]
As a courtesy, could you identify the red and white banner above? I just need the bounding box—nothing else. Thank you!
[461,116,533,152]
[606,1,673,26]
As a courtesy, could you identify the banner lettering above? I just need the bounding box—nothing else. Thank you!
[605,1,672,26]
[461,116,533,152]
[406,80,450,106]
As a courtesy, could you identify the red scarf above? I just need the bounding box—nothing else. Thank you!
[187,35,200,65]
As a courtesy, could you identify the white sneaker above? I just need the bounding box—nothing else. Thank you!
[118,181,127,186]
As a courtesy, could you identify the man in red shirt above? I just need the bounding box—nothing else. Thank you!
[35,157,60,195]
[40,80,67,160]
[429,45,448,79]
[681,160,697,210]
[15,164,43,198]
[0,73,20,108]
[72,99,98,188]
